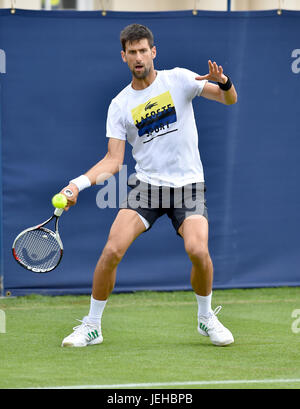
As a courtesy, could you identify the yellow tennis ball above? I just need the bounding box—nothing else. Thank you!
[52,194,68,209]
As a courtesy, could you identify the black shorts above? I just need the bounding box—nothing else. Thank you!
[120,177,208,235]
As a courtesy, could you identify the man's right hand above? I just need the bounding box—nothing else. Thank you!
[60,183,79,211]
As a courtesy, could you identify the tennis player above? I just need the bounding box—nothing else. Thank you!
[61,24,238,347]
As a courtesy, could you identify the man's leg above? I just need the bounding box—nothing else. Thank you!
[92,209,146,301]
[178,215,213,297]
[178,215,234,346]
[62,209,146,347]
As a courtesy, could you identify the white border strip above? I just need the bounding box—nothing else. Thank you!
[32,378,300,389]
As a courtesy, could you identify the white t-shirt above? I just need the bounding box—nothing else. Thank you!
[106,67,207,187]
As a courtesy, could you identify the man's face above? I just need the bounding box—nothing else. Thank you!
[121,39,156,80]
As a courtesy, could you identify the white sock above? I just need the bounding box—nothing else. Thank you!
[87,295,107,326]
[195,292,213,317]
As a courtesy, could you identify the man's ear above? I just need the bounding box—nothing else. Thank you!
[151,46,157,60]
[121,50,127,63]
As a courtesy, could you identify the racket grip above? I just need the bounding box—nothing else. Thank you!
[54,208,64,217]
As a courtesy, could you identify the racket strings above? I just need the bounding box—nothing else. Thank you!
[14,228,61,271]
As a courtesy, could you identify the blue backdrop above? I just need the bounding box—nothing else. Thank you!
[0,9,299,296]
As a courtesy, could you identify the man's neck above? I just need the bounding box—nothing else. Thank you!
[131,69,157,90]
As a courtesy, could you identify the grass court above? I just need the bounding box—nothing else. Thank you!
[1,287,300,389]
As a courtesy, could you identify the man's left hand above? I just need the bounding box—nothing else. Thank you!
[195,60,227,84]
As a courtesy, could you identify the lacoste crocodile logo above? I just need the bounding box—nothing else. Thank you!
[145,101,158,111]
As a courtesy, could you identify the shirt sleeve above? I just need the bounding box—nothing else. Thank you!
[106,98,126,141]
[175,67,207,100]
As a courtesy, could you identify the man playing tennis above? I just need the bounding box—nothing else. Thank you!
[61,24,238,347]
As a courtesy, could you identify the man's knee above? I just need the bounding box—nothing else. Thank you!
[102,240,126,266]
[185,240,210,266]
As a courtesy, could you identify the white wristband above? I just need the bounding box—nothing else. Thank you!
[69,175,91,192]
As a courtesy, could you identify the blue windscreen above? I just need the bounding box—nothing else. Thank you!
[0,9,299,295]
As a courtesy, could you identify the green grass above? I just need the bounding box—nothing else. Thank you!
[0,287,300,389]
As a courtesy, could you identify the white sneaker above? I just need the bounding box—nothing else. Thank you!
[61,316,103,347]
[198,306,234,346]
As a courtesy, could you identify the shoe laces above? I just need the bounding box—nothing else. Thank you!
[213,306,222,316]
[207,306,224,331]
[72,318,96,335]
[199,306,223,332]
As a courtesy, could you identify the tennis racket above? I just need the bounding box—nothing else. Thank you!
[12,189,73,273]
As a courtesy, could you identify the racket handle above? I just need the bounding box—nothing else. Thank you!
[54,208,64,217]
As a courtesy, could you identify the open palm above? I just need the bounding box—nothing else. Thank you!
[196,60,226,83]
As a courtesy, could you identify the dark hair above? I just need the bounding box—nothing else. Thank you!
[120,24,154,51]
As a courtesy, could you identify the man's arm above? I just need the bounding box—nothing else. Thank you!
[196,60,238,105]
[61,138,125,210]
[85,137,125,185]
